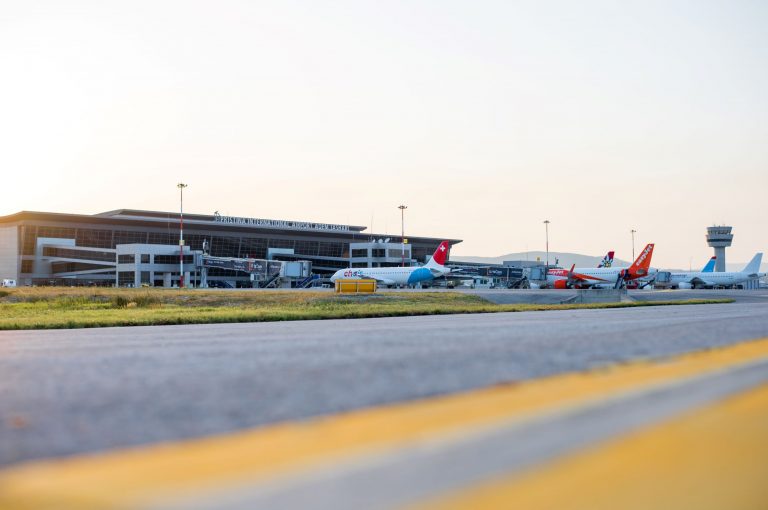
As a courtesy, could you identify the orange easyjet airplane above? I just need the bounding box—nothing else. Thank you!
[546,244,656,289]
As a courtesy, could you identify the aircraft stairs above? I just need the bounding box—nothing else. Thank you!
[506,277,530,289]
[296,274,320,288]
[260,272,281,288]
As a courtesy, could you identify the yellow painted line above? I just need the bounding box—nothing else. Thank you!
[415,381,768,510]
[1,338,768,510]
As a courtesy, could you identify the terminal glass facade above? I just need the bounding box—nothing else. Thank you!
[1,210,460,286]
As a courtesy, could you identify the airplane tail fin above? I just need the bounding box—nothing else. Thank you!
[742,253,763,274]
[628,243,654,277]
[598,251,615,268]
[702,256,716,272]
[425,241,450,269]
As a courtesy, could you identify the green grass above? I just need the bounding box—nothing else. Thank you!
[0,287,734,330]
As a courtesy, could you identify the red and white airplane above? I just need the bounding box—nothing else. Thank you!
[331,241,452,286]
[547,244,655,289]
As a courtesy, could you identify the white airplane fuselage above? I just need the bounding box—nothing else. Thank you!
[668,270,765,289]
[330,241,452,286]
[669,253,764,289]
[330,266,447,286]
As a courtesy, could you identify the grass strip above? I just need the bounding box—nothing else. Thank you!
[0,288,733,330]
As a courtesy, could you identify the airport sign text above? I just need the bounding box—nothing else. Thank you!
[213,212,350,232]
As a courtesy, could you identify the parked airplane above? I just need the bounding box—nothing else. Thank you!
[330,241,452,286]
[701,256,716,273]
[668,253,764,289]
[546,244,655,289]
[597,251,615,268]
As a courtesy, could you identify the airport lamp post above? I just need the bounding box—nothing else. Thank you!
[543,220,550,267]
[399,204,407,267]
[177,183,188,288]
[631,229,637,260]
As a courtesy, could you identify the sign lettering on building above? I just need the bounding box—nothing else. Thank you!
[213,212,350,232]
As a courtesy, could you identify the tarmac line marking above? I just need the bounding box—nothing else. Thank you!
[1,337,768,510]
[174,358,768,510]
[414,381,768,510]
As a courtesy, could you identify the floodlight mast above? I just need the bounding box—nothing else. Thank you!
[177,183,188,288]
[399,205,407,267]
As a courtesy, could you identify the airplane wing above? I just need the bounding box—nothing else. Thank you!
[688,276,712,287]
[567,267,616,288]
[569,271,609,284]
[569,272,593,282]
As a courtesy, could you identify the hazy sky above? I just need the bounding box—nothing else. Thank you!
[1,0,766,268]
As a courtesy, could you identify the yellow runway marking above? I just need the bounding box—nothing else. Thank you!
[417,382,768,510]
[1,338,768,509]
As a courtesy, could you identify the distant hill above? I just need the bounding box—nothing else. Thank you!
[453,251,631,268]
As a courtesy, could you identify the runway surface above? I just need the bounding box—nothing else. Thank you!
[2,300,767,466]
[1,298,767,509]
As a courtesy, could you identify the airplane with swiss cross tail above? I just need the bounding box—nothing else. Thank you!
[546,243,656,289]
[330,241,453,287]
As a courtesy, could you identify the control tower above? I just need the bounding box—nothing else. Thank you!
[706,225,733,272]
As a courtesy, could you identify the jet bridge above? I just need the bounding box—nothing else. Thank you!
[199,256,311,288]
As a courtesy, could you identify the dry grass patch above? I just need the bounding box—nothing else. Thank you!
[0,287,732,330]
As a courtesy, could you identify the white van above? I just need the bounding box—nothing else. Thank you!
[2,279,17,287]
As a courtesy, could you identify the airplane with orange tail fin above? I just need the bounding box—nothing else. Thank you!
[546,244,656,289]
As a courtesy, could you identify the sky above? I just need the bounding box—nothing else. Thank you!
[1,0,766,268]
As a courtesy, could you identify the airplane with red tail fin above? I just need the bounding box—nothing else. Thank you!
[597,251,615,268]
[546,244,656,289]
[330,241,452,287]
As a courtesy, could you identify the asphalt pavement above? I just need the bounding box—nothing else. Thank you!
[461,287,768,304]
[2,299,768,467]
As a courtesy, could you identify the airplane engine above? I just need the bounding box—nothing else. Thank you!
[677,282,693,290]
[553,279,569,289]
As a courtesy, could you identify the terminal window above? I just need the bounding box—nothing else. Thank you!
[154,255,193,264]
[318,242,342,258]
[114,230,148,246]
[76,229,113,249]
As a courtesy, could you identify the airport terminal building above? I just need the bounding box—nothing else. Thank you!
[0,209,460,287]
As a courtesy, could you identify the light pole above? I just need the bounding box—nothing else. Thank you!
[630,229,637,260]
[177,183,188,288]
[398,204,407,267]
[543,220,550,267]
